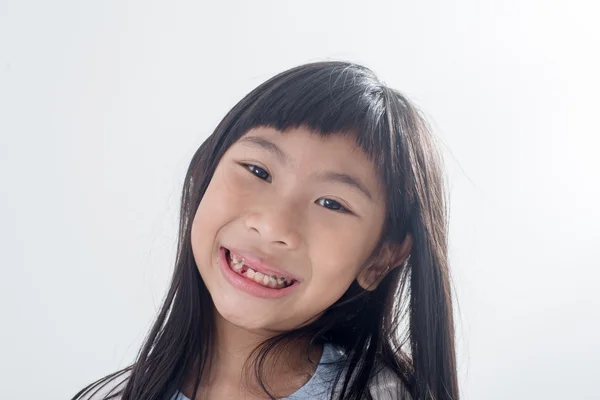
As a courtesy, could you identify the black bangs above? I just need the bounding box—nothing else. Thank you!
[233,62,390,168]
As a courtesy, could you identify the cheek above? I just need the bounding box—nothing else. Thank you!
[190,170,234,262]
[193,166,244,229]
[190,164,258,266]
[310,251,363,291]
[310,261,358,302]
[309,219,381,276]
[303,233,370,299]
[301,215,383,302]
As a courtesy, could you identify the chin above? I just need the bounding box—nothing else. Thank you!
[215,303,274,332]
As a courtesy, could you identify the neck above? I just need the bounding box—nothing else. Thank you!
[182,311,323,399]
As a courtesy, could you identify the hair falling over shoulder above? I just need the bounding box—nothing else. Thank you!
[72,61,459,400]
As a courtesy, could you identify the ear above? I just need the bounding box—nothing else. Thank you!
[356,233,413,291]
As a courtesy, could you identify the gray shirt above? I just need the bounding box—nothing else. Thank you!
[172,343,410,400]
[78,343,410,400]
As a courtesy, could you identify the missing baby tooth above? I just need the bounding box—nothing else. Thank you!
[226,248,295,289]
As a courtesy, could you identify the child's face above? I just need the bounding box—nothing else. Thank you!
[191,126,387,333]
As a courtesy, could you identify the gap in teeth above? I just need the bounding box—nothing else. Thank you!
[227,249,292,289]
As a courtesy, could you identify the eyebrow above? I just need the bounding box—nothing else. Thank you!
[237,136,290,165]
[313,171,373,201]
[237,135,373,201]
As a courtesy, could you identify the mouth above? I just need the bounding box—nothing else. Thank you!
[223,247,297,289]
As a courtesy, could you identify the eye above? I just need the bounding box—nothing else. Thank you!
[316,198,350,214]
[242,163,271,182]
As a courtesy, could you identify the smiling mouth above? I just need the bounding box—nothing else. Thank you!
[224,248,296,289]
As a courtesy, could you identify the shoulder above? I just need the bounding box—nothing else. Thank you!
[325,344,412,400]
[72,369,131,400]
[368,364,412,400]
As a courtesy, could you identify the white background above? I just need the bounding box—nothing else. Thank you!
[1,1,599,399]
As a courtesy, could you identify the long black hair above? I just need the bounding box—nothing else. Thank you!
[72,61,458,400]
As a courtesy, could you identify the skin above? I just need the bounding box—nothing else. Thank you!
[186,125,412,399]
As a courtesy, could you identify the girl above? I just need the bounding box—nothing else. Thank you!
[72,61,459,400]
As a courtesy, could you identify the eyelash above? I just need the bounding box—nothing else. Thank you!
[241,163,351,214]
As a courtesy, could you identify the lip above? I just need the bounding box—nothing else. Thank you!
[226,247,301,282]
[218,246,299,299]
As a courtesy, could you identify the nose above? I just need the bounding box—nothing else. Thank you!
[244,202,302,249]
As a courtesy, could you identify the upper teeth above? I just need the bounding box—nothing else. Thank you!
[230,252,290,288]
